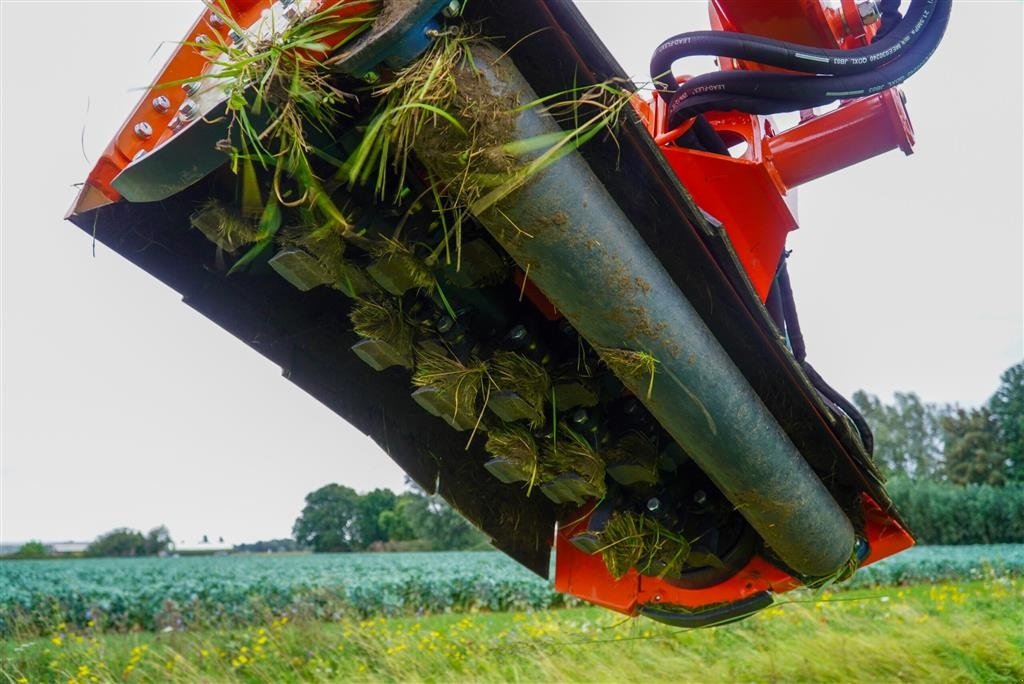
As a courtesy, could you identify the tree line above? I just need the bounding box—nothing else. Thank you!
[292,483,487,553]
[854,361,1023,544]
[852,361,1022,485]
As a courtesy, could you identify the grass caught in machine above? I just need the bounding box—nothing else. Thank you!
[595,511,691,580]
[542,424,607,498]
[412,346,489,428]
[190,198,264,251]
[349,298,415,362]
[488,351,551,429]
[187,1,378,232]
[597,347,659,399]
[485,424,541,492]
[344,28,634,267]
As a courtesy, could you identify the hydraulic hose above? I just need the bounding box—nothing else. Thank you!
[666,0,950,127]
[651,0,939,91]
[776,263,875,455]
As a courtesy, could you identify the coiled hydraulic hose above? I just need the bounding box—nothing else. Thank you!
[651,0,939,91]
[665,0,951,128]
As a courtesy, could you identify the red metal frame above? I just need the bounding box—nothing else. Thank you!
[632,85,914,301]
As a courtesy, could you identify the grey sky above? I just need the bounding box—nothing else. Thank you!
[2,1,1021,545]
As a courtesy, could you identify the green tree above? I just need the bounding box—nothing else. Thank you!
[989,361,1024,482]
[86,528,147,557]
[942,407,1006,486]
[12,540,49,559]
[396,484,488,551]
[355,488,398,548]
[377,506,415,542]
[143,526,173,555]
[293,484,361,552]
[852,391,947,479]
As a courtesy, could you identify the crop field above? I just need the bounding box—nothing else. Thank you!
[2,545,1022,638]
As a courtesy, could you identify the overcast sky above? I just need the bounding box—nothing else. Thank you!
[2,1,1021,545]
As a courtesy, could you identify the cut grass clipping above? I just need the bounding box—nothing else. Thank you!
[345,28,633,268]
[595,511,691,581]
[190,198,263,251]
[412,346,489,428]
[597,347,658,399]
[370,236,437,292]
[279,219,348,278]
[489,351,551,429]
[485,424,541,492]
[349,298,414,364]
[542,423,606,497]
[189,1,377,234]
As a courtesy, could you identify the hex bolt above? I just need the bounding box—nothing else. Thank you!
[194,33,210,45]
[133,121,153,140]
[857,0,880,26]
[228,29,243,45]
[646,497,661,512]
[508,324,528,343]
[182,81,201,96]
[208,12,225,28]
[572,408,588,425]
[436,316,455,334]
[693,490,707,505]
[178,100,200,121]
[442,0,461,18]
[151,95,171,113]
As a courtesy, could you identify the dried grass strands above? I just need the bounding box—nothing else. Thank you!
[349,298,414,359]
[596,347,659,399]
[191,198,264,251]
[489,351,551,429]
[541,424,606,496]
[412,346,488,426]
[484,425,541,493]
[371,236,437,292]
[188,4,376,229]
[595,511,691,581]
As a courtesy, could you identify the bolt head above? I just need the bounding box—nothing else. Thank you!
[208,12,225,28]
[133,121,153,139]
[572,408,588,425]
[442,0,461,18]
[857,0,880,26]
[178,100,200,121]
[182,81,201,96]
[151,95,171,113]
[693,490,707,505]
[436,316,455,334]
[646,497,661,512]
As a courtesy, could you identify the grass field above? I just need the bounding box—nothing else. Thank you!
[2,579,1021,683]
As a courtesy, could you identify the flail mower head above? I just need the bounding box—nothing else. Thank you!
[68,0,949,626]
